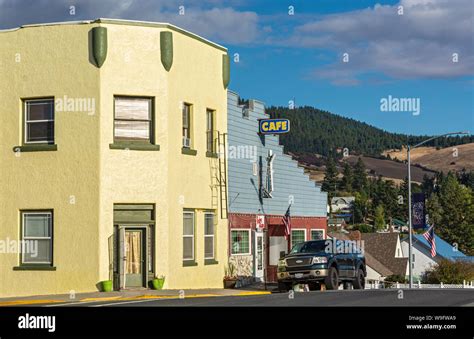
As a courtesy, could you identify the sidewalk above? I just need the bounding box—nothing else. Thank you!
[0,283,274,306]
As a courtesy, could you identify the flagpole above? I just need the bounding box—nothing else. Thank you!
[408,145,413,288]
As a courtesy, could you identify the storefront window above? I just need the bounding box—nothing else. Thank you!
[311,229,324,240]
[291,229,306,249]
[231,230,250,255]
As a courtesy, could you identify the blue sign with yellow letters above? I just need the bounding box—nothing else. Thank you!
[259,118,290,134]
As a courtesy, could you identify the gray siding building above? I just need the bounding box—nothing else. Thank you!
[227,90,328,282]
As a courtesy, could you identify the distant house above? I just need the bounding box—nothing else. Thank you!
[401,234,469,280]
[389,218,408,233]
[328,217,347,229]
[330,196,355,213]
[328,231,408,282]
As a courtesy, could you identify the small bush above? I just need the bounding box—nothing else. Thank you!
[385,274,408,283]
[421,259,474,284]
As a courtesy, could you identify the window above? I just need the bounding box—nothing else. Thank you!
[291,229,306,249]
[114,97,153,143]
[24,98,54,144]
[182,103,192,148]
[21,211,53,264]
[231,230,250,255]
[204,213,215,259]
[183,211,195,261]
[311,229,325,240]
[206,109,215,153]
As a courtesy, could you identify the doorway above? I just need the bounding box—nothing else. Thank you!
[124,229,145,287]
[118,227,147,288]
[255,231,265,281]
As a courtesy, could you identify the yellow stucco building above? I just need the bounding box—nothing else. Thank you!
[0,19,230,297]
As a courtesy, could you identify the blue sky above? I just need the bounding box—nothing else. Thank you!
[1,0,473,135]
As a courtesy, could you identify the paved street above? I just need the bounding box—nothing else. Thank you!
[39,289,474,307]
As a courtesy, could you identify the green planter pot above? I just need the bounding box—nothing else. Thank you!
[152,278,165,290]
[101,280,113,292]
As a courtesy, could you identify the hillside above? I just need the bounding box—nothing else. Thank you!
[383,143,474,172]
[345,155,435,183]
[267,106,473,157]
[292,153,434,184]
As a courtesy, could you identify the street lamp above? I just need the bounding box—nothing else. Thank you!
[407,131,470,288]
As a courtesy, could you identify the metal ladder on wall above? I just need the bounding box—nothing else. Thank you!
[217,132,228,219]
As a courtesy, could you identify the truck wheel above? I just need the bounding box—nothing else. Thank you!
[324,267,339,290]
[278,282,292,292]
[352,269,365,289]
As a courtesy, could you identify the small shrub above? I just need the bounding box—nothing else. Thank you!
[421,259,474,284]
[385,274,408,283]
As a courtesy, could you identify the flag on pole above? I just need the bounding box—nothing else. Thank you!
[283,205,291,238]
[422,224,436,257]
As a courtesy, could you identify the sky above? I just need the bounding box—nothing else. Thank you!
[1,0,473,136]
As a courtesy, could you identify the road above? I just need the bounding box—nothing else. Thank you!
[45,289,474,307]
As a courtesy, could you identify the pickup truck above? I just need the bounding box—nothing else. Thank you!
[277,239,366,291]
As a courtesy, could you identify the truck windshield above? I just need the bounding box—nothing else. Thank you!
[290,240,328,254]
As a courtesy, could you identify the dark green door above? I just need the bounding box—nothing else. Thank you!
[124,229,145,287]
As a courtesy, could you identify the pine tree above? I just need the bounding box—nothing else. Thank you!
[426,194,442,226]
[374,204,386,231]
[353,191,370,223]
[322,157,338,202]
[341,162,353,192]
[436,173,474,254]
[422,174,435,197]
[353,157,367,191]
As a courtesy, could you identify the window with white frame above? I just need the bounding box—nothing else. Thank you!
[231,229,250,255]
[311,229,325,240]
[182,103,192,148]
[114,97,153,143]
[204,213,215,259]
[291,229,306,249]
[24,98,55,144]
[21,211,53,264]
[183,211,195,261]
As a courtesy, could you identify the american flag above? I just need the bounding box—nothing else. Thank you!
[422,225,436,257]
[283,205,291,238]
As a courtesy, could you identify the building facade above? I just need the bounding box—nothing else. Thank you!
[227,91,328,282]
[401,234,470,279]
[0,19,230,297]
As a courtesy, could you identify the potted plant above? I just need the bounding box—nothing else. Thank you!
[223,263,238,289]
[151,275,165,290]
[100,280,113,292]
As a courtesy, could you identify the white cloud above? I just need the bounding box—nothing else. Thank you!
[286,0,474,83]
[0,0,259,45]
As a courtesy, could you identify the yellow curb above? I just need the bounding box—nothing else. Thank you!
[0,299,63,307]
[184,294,220,298]
[80,296,122,302]
[235,291,272,296]
[116,295,176,301]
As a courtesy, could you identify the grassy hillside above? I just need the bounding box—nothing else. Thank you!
[384,143,474,171]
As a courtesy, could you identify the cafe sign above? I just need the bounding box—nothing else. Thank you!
[259,118,290,134]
